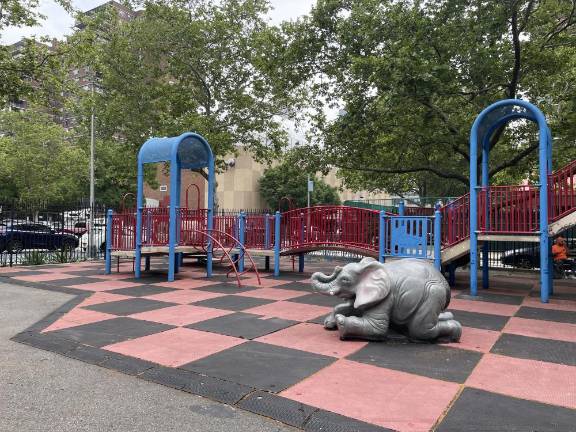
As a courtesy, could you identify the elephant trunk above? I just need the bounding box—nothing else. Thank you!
[311,267,342,295]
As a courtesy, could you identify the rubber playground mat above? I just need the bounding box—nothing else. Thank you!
[3,260,576,432]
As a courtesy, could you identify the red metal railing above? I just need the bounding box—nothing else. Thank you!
[404,207,435,216]
[111,212,136,251]
[478,185,539,234]
[141,207,171,246]
[244,214,274,249]
[440,194,470,247]
[549,159,576,222]
[280,206,380,253]
[179,209,208,246]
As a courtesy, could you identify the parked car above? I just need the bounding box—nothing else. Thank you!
[0,223,79,252]
[78,220,107,253]
[501,239,576,269]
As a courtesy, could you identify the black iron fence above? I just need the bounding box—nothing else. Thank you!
[0,200,109,267]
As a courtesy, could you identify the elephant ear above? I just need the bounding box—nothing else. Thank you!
[354,262,391,310]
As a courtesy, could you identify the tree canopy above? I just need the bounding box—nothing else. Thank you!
[273,0,576,197]
[0,110,88,203]
[259,162,341,210]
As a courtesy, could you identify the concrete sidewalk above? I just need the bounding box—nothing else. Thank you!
[0,282,295,432]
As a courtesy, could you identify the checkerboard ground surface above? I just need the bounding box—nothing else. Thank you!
[3,259,576,432]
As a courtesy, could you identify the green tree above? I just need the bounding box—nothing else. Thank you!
[66,0,296,199]
[0,1,71,104]
[273,0,576,197]
[259,162,341,210]
[0,110,88,202]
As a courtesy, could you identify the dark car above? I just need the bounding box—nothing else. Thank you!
[501,239,576,269]
[0,223,79,252]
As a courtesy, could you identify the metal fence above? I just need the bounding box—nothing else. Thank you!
[0,200,109,267]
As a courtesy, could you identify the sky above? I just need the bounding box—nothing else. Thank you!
[2,0,316,44]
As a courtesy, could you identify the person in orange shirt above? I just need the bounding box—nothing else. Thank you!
[552,237,569,262]
[552,237,575,279]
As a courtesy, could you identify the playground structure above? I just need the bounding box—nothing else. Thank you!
[106,100,576,303]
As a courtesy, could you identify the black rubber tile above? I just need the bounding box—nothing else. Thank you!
[270,273,311,282]
[347,342,482,383]
[238,391,317,429]
[107,285,179,297]
[275,281,313,292]
[289,293,342,307]
[12,331,80,354]
[1,270,47,277]
[491,333,576,366]
[449,309,510,331]
[516,306,576,324]
[181,341,335,392]
[63,269,108,276]
[83,298,177,316]
[436,387,576,432]
[196,283,258,294]
[192,295,274,311]
[308,313,330,325]
[187,312,297,339]
[304,409,395,432]
[48,317,174,347]
[65,344,113,364]
[456,292,524,305]
[100,353,156,375]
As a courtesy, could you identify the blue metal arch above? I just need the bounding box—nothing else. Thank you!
[135,132,216,281]
[469,99,552,302]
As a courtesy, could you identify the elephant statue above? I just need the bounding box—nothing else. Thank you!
[310,257,461,342]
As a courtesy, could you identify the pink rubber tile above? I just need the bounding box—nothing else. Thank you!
[78,292,132,307]
[245,301,332,322]
[155,279,219,289]
[281,359,459,432]
[443,326,500,353]
[88,273,135,280]
[236,288,307,301]
[256,323,367,358]
[130,305,232,326]
[448,298,519,316]
[42,308,115,332]
[466,354,576,409]
[522,297,576,312]
[144,290,225,305]
[242,277,292,288]
[66,280,142,292]
[13,273,79,282]
[504,317,576,344]
[104,327,245,367]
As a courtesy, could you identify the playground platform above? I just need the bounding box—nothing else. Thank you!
[4,260,576,432]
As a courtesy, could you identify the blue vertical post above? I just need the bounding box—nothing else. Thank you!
[434,207,441,271]
[238,212,246,272]
[470,120,479,297]
[105,209,113,274]
[274,211,281,277]
[134,161,144,279]
[167,156,179,282]
[481,137,490,290]
[547,127,554,296]
[398,200,405,216]
[539,119,551,303]
[174,166,182,274]
[378,210,386,263]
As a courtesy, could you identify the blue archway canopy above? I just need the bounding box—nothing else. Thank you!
[139,132,213,169]
[474,101,539,149]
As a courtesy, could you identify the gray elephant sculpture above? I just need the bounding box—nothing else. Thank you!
[311,257,461,342]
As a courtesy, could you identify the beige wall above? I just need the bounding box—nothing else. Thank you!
[214,148,271,210]
[213,148,392,210]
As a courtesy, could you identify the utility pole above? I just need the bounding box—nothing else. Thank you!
[88,80,96,258]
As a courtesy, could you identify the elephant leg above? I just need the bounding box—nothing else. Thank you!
[335,314,389,341]
[324,301,354,330]
[438,311,454,321]
[407,307,461,342]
